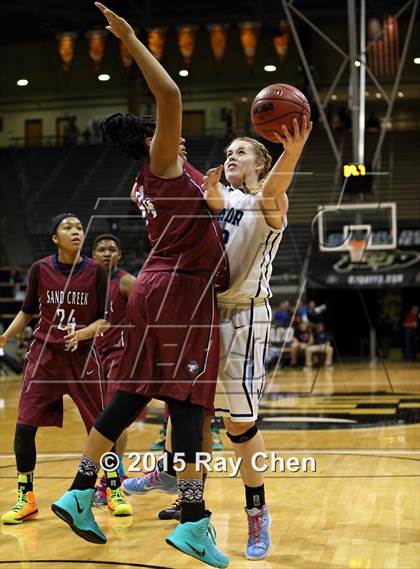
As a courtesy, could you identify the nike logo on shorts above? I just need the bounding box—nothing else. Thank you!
[186,541,205,557]
[86,370,95,375]
[74,495,84,514]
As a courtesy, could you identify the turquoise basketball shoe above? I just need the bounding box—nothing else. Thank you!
[51,488,106,544]
[166,512,229,568]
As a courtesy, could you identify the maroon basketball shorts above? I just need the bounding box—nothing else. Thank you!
[109,270,219,410]
[17,339,103,431]
[101,349,122,405]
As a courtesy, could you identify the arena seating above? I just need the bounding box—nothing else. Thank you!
[1,128,419,275]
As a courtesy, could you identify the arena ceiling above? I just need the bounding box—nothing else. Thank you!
[0,0,406,44]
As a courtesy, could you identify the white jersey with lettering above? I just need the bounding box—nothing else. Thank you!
[217,186,286,306]
[214,186,287,421]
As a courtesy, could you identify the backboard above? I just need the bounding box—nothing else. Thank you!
[316,202,397,252]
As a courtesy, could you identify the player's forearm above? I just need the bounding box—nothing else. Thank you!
[3,311,33,341]
[204,183,224,213]
[76,319,110,341]
[263,151,299,198]
[124,35,180,102]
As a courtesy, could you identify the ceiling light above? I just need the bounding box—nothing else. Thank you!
[397,91,404,97]
[414,57,420,64]
[98,74,110,81]
[17,79,28,87]
[179,69,189,77]
[354,59,361,67]
[375,92,381,98]
[331,94,337,101]
[264,64,277,72]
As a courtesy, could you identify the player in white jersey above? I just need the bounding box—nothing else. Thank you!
[202,117,312,560]
[123,117,311,560]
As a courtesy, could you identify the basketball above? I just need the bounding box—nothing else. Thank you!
[250,83,311,143]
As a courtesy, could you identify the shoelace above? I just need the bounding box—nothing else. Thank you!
[12,489,28,511]
[171,495,182,509]
[207,522,217,545]
[110,487,127,505]
[247,511,264,542]
[194,515,217,544]
[140,467,160,485]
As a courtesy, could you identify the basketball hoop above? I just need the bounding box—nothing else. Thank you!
[347,239,367,263]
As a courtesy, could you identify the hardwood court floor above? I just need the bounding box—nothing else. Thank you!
[1,362,419,569]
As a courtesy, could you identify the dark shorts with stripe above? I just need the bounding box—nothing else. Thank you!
[17,339,103,431]
[109,270,219,410]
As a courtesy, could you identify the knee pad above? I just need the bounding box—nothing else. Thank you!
[95,391,150,442]
[14,423,37,472]
[169,399,203,463]
[226,423,258,444]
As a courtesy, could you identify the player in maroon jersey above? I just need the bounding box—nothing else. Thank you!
[0,213,109,525]
[52,5,229,567]
[91,233,135,515]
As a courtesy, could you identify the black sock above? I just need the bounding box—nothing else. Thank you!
[245,484,265,510]
[70,455,100,491]
[18,473,33,493]
[158,449,176,477]
[181,501,206,522]
[105,470,121,490]
[178,478,205,522]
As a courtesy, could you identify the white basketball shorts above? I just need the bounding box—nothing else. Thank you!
[214,301,271,422]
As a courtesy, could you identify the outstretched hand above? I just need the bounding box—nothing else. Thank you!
[273,116,313,159]
[202,165,223,192]
[95,2,135,41]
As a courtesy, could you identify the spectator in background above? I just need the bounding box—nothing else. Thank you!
[295,300,308,322]
[274,301,290,328]
[64,116,79,145]
[290,321,313,367]
[9,268,22,284]
[377,314,394,359]
[305,322,333,369]
[403,305,419,362]
[13,283,25,301]
[307,300,327,325]
[220,107,234,138]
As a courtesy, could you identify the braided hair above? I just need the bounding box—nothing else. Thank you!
[101,113,156,160]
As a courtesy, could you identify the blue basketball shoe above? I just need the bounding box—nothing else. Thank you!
[51,488,106,544]
[245,505,271,560]
[123,467,177,495]
[166,513,229,568]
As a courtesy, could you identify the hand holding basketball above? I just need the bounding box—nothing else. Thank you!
[273,116,313,159]
[0,335,7,348]
[95,2,135,42]
[251,83,311,143]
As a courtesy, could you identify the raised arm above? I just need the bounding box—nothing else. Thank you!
[202,165,225,213]
[96,3,182,178]
[258,117,312,230]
